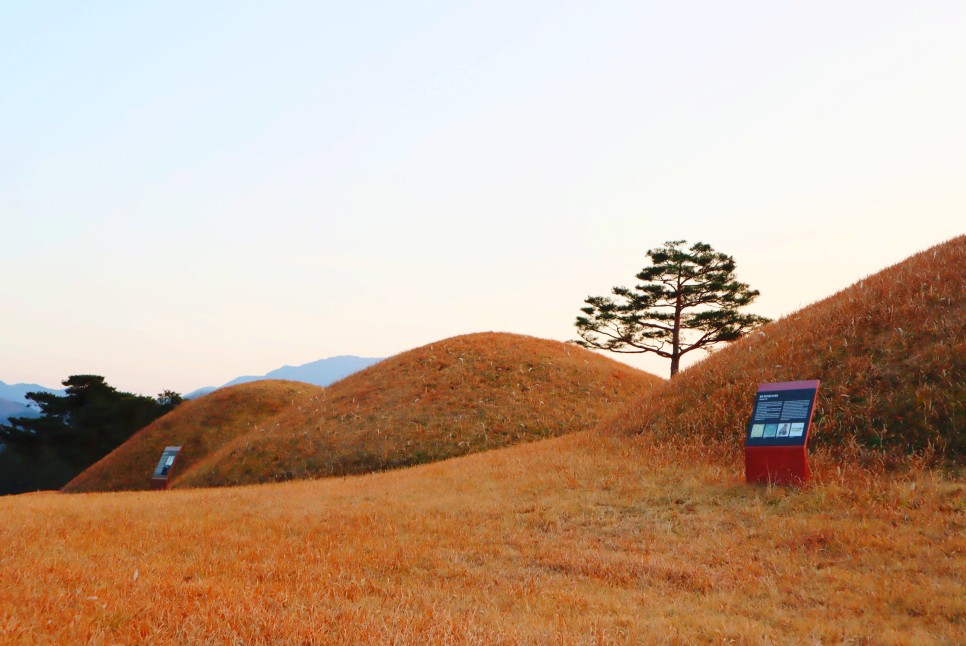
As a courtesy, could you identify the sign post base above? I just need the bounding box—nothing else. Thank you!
[745,445,809,485]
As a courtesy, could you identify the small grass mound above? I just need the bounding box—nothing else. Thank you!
[62,381,323,493]
[602,235,965,463]
[174,332,661,488]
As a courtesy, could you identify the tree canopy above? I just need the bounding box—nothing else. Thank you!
[0,375,182,495]
[574,240,770,377]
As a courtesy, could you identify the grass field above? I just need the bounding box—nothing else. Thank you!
[5,238,964,643]
[2,433,963,644]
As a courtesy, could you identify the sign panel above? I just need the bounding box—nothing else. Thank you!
[744,381,820,485]
[151,446,182,488]
[745,381,820,447]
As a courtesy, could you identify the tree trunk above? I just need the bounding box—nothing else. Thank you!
[671,283,683,378]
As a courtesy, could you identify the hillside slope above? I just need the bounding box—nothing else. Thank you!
[62,381,323,493]
[603,235,965,461]
[171,332,660,488]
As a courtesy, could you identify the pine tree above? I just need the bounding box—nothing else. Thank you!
[574,240,770,377]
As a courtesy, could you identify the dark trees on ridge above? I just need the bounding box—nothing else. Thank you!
[0,375,182,495]
[574,240,770,377]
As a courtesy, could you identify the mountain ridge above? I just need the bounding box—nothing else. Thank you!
[0,380,64,406]
[0,397,41,425]
[185,355,383,398]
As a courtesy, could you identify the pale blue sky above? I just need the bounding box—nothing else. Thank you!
[2,1,963,394]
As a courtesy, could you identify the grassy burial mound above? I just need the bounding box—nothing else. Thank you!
[173,332,661,488]
[62,381,323,493]
[603,235,966,462]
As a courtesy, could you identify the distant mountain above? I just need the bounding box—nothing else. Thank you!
[184,386,218,399]
[0,396,41,425]
[184,356,383,399]
[0,380,64,407]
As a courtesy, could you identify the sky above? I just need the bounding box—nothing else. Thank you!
[2,1,963,395]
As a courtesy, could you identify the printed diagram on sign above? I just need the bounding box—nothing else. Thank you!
[746,387,818,447]
[151,446,182,489]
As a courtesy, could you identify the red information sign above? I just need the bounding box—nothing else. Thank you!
[744,381,820,485]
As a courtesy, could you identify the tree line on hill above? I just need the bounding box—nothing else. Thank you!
[0,375,182,495]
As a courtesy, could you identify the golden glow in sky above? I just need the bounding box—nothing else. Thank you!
[2,1,963,393]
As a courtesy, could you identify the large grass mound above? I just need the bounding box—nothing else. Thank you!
[603,235,965,462]
[171,332,660,488]
[62,381,323,493]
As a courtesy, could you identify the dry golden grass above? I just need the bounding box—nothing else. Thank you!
[1,432,962,644]
[172,333,659,489]
[63,381,324,493]
[604,235,966,463]
[9,240,962,643]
